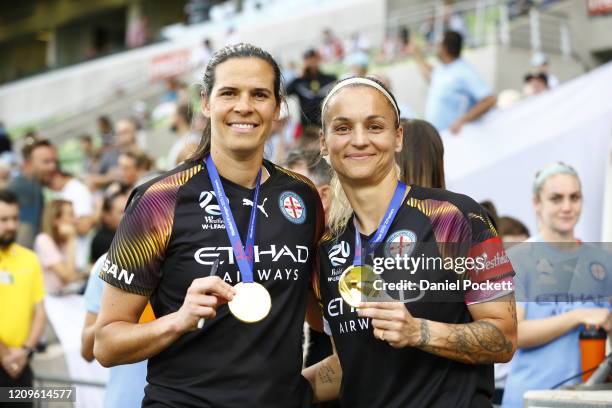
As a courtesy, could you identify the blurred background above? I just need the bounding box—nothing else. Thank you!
[0,0,611,407]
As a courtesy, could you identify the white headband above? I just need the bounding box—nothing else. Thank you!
[321,77,400,125]
[533,162,579,194]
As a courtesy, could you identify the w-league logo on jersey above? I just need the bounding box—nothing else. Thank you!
[199,191,221,215]
[328,241,350,267]
[279,191,306,224]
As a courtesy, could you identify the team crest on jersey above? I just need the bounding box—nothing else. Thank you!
[279,191,306,224]
[590,262,607,281]
[384,230,417,258]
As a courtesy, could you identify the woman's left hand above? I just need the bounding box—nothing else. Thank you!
[357,302,422,348]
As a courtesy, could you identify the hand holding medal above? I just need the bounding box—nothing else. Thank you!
[205,156,272,324]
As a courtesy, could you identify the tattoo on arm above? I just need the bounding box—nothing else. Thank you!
[508,297,517,327]
[417,319,430,347]
[317,361,339,385]
[416,320,514,364]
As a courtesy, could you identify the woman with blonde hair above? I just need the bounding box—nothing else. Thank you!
[304,76,517,407]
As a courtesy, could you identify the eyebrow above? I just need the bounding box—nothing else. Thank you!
[217,86,272,93]
[331,115,386,122]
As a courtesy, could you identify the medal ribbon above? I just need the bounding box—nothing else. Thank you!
[353,182,407,267]
[205,155,261,283]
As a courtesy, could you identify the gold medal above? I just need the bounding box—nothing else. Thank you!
[338,264,383,307]
[228,282,271,323]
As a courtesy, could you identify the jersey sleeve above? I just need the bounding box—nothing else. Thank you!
[464,206,514,305]
[100,182,177,296]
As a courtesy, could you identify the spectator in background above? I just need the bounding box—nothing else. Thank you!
[398,26,411,54]
[97,115,114,147]
[502,163,612,407]
[319,29,344,62]
[49,169,95,272]
[523,72,549,97]
[264,105,292,165]
[287,49,337,129]
[413,31,497,133]
[0,121,13,156]
[79,134,99,174]
[90,192,128,264]
[192,38,215,79]
[106,151,152,196]
[396,119,445,188]
[343,51,369,78]
[34,199,82,295]
[286,149,332,217]
[0,161,11,189]
[8,140,57,248]
[531,52,559,88]
[346,32,370,56]
[167,105,199,169]
[126,15,149,49]
[0,190,46,405]
[89,118,141,190]
[498,216,530,243]
[160,77,181,104]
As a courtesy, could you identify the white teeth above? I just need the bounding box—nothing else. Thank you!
[231,123,255,129]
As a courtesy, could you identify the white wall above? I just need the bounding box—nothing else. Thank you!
[443,62,612,241]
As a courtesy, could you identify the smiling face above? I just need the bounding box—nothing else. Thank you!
[534,173,582,236]
[202,57,280,158]
[321,85,402,185]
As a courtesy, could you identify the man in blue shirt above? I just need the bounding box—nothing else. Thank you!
[413,31,496,133]
[81,254,148,408]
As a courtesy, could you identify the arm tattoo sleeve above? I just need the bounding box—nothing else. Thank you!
[416,320,514,364]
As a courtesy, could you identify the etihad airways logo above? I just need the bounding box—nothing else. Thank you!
[102,258,134,285]
[194,244,309,266]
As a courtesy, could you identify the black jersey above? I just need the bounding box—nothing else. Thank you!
[316,185,514,408]
[286,71,337,126]
[101,159,324,408]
